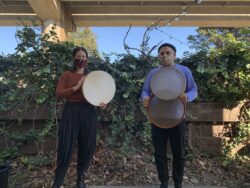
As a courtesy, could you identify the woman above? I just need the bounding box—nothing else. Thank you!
[52,47,106,188]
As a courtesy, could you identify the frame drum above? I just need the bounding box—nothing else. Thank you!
[82,71,116,106]
[147,96,185,129]
[150,67,186,100]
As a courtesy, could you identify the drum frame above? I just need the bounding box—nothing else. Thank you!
[147,96,186,129]
[82,70,116,106]
[150,67,186,100]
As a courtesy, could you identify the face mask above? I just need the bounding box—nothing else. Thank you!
[160,55,174,66]
[74,59,87,68]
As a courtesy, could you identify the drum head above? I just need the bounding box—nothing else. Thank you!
[150,67,186,100]
[82,71,116,106]
[147,96,185,129]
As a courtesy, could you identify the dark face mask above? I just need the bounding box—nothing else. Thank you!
[74,59,87,68]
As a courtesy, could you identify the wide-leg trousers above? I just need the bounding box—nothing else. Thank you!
[152,121,186,184]
[53,102,97,186]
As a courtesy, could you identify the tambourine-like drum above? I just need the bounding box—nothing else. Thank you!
[150,67,186,100]
[82,71,116,106]
[147,96,185,129]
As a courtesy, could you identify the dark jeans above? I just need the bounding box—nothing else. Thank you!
[53,102,97,186]
[152,121,186,184]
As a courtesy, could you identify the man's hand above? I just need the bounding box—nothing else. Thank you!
[142,97,150,108]
[179,93,187,103]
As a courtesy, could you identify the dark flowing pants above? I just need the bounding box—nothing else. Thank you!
[53,102,97,186]
[152,121,186,184]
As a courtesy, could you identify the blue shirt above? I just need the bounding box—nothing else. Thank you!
[141,64,198,102]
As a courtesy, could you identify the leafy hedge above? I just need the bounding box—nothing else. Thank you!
[0,27,249,164]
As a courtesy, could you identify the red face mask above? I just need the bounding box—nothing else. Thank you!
[74,59,87,68]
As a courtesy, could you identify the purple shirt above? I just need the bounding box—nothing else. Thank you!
[141,64,198,102]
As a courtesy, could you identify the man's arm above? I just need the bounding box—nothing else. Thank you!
[141,71,153,108]
[185,69,198,102]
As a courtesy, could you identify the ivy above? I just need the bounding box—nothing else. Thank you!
[0,26,249,167]
[182,28,250,163]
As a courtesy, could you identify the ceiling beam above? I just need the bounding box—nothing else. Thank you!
[60,0,250,2]
[73,15,250,27]
[0,15,40,26]
[0,0,250,27]
[70,3,250,27]
[70,5,250,14]
[27,0,61,21]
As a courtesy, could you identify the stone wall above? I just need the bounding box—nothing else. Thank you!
[0,120,57,155]
[0,103,241,155]
[188,122,229,154]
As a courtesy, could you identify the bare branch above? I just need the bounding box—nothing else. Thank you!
[148,40,163,55]
[123,20,163,60]
[123,24,147,56]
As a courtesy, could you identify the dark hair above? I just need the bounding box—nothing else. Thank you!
[72,46,88,58]
[72,46,90,75]
[158,43,176,53]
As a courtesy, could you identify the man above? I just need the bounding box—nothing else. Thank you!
[141,43,198,188]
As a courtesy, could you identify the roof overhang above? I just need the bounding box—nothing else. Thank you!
[0,0,250,28]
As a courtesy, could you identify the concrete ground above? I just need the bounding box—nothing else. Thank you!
[62,184,250,188]
[88,186,229,188]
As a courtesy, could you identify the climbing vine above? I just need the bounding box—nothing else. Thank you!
[0,26,249,166]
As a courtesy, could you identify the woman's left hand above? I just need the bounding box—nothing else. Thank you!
[99,102,107,110]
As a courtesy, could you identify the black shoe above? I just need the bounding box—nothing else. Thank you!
[77,177,86,188]
[174,182,182,188]
[51,183,61,188]
[160,182,168,188]
[76,181,86,188]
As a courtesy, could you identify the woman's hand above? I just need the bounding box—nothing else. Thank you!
[99,102,107,110]
[73,77,85,92]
